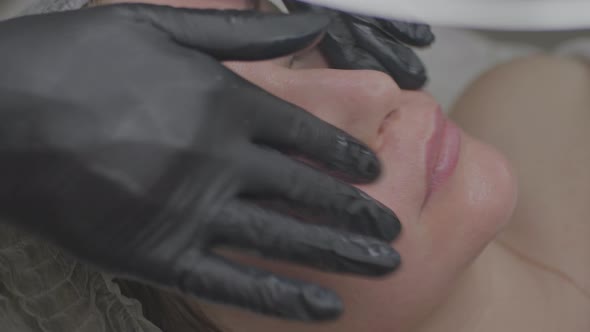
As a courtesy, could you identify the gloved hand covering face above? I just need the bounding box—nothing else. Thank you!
[0,4,402,321]
[284,0,435,89]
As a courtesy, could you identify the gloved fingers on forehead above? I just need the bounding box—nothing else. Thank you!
[348,22,427,89]
[376,19,435,47]
[282,0,434,47]
[318,33,389,72]
[248,96,381,182]
[318,24,427,89]
[209,201,399,275]
[174,252,343,321]
[348,15,435,47]
[238,147,401,242]
[281,1,428,89]
[302,12,388,74]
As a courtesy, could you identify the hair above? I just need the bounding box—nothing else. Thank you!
[115,279,224,331]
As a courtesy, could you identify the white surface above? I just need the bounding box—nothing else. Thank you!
[301,0,590,30]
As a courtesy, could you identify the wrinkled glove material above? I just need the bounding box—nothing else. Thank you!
[285,0,435,89]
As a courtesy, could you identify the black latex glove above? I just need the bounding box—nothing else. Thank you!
[0,4,402,321]
[285,1,435,89]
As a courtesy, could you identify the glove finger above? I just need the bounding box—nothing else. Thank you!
[283,1,429,89]
[319,28,427,90]
[347,21,428,89]
[317,32,390,73]
[284,1,435,47]
[174,252,343,321]
[211,201,400,275]
[249,93,381,183]
[349,15,435,47]
[313,11,387,72]
[309,19,423,89]
[378,20,435,47]
[241,147,401,242]
[111,3,330,60]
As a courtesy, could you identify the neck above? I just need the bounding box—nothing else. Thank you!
[413,243,500,332]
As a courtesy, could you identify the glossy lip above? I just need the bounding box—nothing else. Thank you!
[423,107,462,204]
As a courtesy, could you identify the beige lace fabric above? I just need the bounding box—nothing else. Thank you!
[0,224,162,332]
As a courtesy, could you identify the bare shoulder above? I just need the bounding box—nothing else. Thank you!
[450,55,590,299]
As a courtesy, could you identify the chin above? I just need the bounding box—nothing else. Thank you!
[373,128,516,327]
[420,129,517,271]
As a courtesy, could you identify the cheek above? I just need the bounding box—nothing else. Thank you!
[421,132,517,274]
[329,132,518,332]
[199,136,517,332]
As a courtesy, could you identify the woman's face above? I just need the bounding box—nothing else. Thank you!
[98,0,517,330]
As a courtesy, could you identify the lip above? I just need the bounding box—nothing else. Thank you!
[424,107,462,204]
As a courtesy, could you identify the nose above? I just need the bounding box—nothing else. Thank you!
[284,69,402,149]
[226,62,402,149]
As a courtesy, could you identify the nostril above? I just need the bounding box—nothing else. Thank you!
[336,70,402,150]
[375,109,401,151]
[378,110,398,136]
